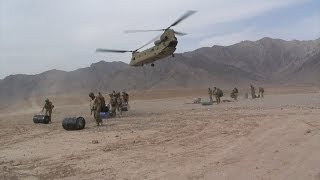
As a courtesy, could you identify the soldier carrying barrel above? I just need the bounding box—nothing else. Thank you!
[42,98,54,123]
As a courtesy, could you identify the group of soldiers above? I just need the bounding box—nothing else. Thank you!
[208,85,264,104]
[41,86,264,125]
[40,91,129,126]
[89,91,129,126]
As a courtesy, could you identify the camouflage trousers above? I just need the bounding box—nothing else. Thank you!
[93,109,102,125]
[110,105,117,117]
[215,95,221,104]
[45,109,52,122]
[116,104,122,116]
[209,95,213,102]
[251,92,256,99]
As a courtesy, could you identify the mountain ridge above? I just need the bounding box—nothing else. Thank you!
[1,37,319,104]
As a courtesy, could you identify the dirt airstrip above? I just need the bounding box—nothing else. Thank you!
[1,87,320,180]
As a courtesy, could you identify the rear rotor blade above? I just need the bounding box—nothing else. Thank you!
[174,31,187,36]
[96,48,133,53]
[168,10,196,28]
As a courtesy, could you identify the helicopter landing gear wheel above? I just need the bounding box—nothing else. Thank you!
[151,63,155,67]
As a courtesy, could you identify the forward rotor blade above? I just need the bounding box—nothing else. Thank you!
[174,31,187,36]
[124,29,164,33]
[168,10,196,28]
[135,34,161,51]
[96,48,133,53]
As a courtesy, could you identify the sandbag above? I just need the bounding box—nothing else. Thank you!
[33,115,50,124]
[62,117,86,130]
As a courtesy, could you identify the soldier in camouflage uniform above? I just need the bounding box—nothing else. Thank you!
[122,91,129,105]
[89,92,102,126]
[98,92,106,111]
[208,88,213,102]
[250,85,256,99]
[230,87,239,101]
[258,87,264,98]
[108,93,117,118]
[212,87,223,104]
[116,92,123,117]
[42,98,54,123]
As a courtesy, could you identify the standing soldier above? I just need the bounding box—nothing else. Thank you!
[108,93,117,117]
[98,92,106,111]
[258,87,264,98]
[213,87,223,104]
[116,92,123,117]
[89,92,102,126]
[208,87,213,102]
[230,87,239,101]
[250,85,256,99]
[122,91,129,105]
[42,98,54,123]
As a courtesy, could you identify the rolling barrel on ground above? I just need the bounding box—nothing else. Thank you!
[62,117,86,130]
[33,115,50,124]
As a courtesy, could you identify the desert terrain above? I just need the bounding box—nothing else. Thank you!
[1,86,320,180]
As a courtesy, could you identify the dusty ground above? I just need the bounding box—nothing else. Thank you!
[1,87,320,180]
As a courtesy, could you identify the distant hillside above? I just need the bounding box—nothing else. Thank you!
[0,37,319,104]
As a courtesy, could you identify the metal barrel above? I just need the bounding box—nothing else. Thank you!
[62,117,86,130]
[33,115,50,124]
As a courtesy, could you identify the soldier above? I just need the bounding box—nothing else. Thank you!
[89,92,102,126]
[258,87,264,98]
[208,87,213,102]
[213,87,223,104]
[122,91,129,105]
[116,92,123,117]
[108,93,117,118]
[230,87,239,101]
[98,92,106,111]
[250,85,256,99]
[42,98,54,123]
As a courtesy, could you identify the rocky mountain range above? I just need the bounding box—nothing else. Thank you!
[0,37,319,104]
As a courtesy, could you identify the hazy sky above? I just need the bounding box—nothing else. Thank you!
[0,0,319,79]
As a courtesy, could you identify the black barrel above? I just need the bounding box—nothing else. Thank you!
[33,115,50,124]
[62,117,86,131]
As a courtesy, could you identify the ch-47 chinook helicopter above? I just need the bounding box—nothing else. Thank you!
[96,10,196,67]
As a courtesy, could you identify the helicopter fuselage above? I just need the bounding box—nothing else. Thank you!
[129,29,178,66]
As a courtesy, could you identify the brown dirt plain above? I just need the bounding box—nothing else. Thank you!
[1,86,320,180]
